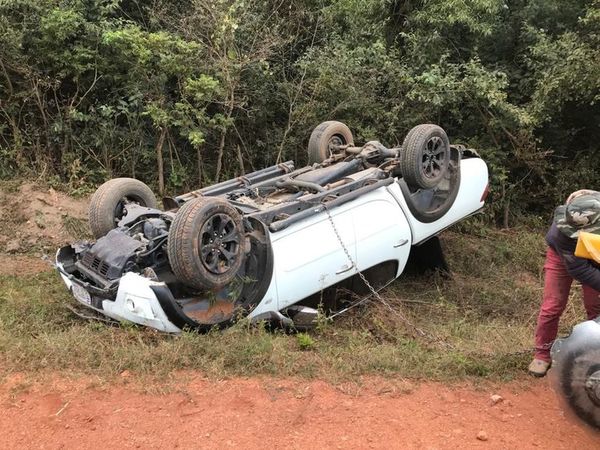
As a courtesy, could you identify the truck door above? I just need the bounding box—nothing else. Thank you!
[270,207,356,310]
[352,189,412,279]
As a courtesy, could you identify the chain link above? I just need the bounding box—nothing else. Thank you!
[321,202,441,343]
[321,202,538,357]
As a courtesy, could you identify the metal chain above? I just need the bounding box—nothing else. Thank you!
[321,202,441,344]
[321,202,537,357]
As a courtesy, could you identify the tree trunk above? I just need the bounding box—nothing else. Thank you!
[501,181,510,229]
[131,139,141,178]
[197,145,204,186]
[236,145,245,175]
[103,146,111,177]
[276,124,291,164]
[156,127,167,196]
[32,79,54,171]
[215,91,235,182]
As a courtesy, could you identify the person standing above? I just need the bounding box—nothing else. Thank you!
[529,190,600,377]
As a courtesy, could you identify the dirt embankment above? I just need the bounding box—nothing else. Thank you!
[0,183,88,275]
[1,376,598,450]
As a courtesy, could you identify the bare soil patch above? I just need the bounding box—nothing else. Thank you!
[0,254,53,276]
[1,376,597,449]
[0,182,88,257]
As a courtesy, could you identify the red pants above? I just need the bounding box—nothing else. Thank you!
[534,247,600,361]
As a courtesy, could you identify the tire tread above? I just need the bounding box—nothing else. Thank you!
[167,198,244,290]
[307,121,353,164]
[88,178,157,238]
[400,124,450,189]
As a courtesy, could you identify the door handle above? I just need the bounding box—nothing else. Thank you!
[393,239,409,248]
[336,264,354,275]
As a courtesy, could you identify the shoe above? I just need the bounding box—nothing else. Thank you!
[528,358,551,377]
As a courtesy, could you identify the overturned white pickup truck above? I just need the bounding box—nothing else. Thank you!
[56,121,489,332]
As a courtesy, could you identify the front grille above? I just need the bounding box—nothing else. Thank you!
[82,252,110,277]
[99,261,110,276]
[78,229,143,281]
[82,252,95,267]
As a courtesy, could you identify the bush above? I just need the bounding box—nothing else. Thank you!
[1,0,598,221]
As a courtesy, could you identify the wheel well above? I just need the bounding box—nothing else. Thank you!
[405,236,450,276]
[397,147,461,224]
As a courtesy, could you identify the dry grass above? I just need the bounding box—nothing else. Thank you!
[0,222,589,382]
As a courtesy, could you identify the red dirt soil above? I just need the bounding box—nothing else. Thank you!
[1,376,598,449]
[0,183,87,252]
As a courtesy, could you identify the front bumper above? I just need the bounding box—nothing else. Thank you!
[56,251,181,333]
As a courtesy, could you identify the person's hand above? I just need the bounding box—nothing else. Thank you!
[567,189,598,204]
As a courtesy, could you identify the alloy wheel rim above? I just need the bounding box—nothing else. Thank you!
[199,214,241,274]
[421,136,447,179]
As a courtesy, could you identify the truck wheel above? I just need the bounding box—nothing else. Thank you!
[556,345,600,429]
[552,318,600,431]
[398,146,461,223]
[89,178,158,238]
[308,121,354,164]
[167,197,245,291]
[400,124,450,189]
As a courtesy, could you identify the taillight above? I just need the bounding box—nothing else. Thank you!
[481,183,490,202]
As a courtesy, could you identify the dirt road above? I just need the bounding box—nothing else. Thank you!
[1,376,597,449]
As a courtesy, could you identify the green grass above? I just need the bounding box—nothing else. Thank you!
[0,223,589,382]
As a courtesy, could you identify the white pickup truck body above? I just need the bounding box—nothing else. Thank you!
[57,156,488,333]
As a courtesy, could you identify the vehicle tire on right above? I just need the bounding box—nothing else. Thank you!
[167,197,245,291]
[400,124,450,189]
[555,345,600,430]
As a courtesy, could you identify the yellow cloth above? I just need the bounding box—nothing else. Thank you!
[575,232,600,263]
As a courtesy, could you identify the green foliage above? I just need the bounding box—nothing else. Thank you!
[296,332,316,350]
[0,0,599,222]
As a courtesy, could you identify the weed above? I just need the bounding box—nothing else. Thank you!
[34,211,46,229]
[314,302,332,332]
[296,333,315,350]
[61,215,92,240]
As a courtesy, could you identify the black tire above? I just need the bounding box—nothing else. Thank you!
[307,121,354,164]
[557,345,600,429]
[398,147,461,223]
[400,124,450,189]
[88,178,158,238]
[167,197,245,290]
